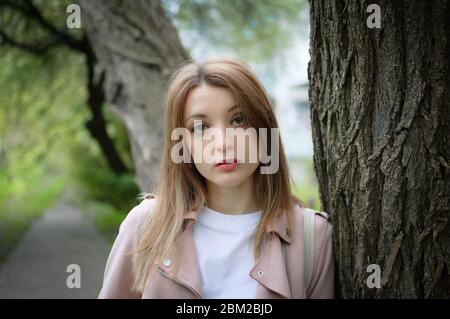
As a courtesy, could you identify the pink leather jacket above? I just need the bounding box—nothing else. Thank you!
[98,195,335,299]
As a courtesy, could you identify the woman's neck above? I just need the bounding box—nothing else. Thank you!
[205,178,260,215]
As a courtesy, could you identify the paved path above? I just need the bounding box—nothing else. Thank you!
[0,199,111,298]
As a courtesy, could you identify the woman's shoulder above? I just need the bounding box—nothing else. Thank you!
[291,202,333,240]
[119,193,158,232]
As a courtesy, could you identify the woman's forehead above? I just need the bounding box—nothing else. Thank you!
[184,85,237,120]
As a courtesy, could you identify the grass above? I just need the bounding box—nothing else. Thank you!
[0,171,65,265]
[64,140,141,246]
[76,199,131,246]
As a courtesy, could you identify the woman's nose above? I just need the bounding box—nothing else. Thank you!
[214,126,234,153]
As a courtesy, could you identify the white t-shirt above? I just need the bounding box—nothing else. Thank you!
[192,205,262,299]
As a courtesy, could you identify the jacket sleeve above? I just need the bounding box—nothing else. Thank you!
[98,198,156,299]
[307,212,335,299]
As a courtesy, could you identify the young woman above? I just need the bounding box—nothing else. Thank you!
[98,58,335,299]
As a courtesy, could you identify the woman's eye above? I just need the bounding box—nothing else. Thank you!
[192,124,207,133]
[232,115,245,126]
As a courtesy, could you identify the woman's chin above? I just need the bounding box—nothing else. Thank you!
[209,174,247,188]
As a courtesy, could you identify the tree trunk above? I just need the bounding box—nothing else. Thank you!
[78,0,190,191]
[309,0,450,298]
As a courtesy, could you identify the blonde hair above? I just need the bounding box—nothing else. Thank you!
[132,58,301,292]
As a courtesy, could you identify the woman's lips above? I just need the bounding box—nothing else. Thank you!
[215,159,239,171]
[215,162,239,171]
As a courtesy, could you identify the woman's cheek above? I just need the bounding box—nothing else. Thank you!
[246,133,260,165]
[193,162,209,179]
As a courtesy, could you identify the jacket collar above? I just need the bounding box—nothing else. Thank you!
[184,205,293,244]
[143,193,292,244]
[155,203,294,299]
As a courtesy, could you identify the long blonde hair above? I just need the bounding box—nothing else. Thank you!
[132,58,299,292]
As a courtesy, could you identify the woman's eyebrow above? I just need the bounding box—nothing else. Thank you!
[185,104,239,123]
[227,104,239,113]
[185,113,207,122]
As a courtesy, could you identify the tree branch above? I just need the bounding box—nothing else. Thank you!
[84,50,129,174]
[0,29,60,55]
[0,0,88,53]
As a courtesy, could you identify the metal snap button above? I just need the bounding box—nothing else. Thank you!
[257,269,264,276]
[163,258,172,267]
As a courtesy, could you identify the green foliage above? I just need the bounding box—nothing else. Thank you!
[90,201,128,245]
[66,125,139,244]
[67,137,140,246]
[0,45,83,263]
[163,0,307,63]
[68,139,139,214]
[0,0,84,49]
[0,39,136,257]
[291,181,320,211]
[103,106,135,171]
[290,158,321,211]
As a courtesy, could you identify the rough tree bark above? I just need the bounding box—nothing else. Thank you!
[78,0,190,191]
[309,0,450,298]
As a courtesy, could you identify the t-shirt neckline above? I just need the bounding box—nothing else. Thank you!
[198,205,262,231]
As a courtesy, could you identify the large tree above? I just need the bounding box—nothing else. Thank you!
[309,0,449,298]
[78,0,190,191]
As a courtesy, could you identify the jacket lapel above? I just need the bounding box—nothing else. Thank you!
[250,236,291,298]
[156,209,203,298]
[252,208,293,299]
[155,204,293,299]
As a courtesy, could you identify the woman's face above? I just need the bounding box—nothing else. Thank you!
[183,84,260,188]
